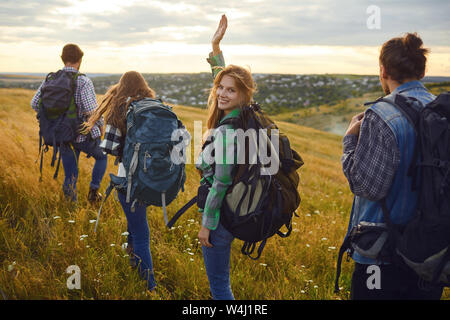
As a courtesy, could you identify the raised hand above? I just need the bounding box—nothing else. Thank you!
[212,14,227,56]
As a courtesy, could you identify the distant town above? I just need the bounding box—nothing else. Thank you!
[1,73,448,114]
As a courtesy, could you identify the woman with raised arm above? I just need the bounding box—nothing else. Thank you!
[196,14,258,300]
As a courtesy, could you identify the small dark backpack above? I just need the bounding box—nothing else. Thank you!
[37,70,82,180]
[334,92,450,292]
[169,103,304,259]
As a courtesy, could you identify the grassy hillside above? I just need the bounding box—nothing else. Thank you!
[0,88,448,300]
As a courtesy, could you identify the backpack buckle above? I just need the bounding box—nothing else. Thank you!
[346,248,353,262]
[434,159,449,168]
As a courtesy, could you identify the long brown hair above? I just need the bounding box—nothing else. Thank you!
[379,32,429,83]
[206,64,257,132]
[82,71,156,135]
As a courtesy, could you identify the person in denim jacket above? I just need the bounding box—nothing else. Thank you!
[341,33,443,300]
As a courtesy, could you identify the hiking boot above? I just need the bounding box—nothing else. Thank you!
[88,188,102,204]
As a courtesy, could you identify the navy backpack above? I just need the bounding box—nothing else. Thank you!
[37,70,82,180]
[95,98,189,231]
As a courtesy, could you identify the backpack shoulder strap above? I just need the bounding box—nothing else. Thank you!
[379,94,422,133]
[166,195,198,229]
[380,94,425,189]
[219,116,241,129]
[44,71,56,82]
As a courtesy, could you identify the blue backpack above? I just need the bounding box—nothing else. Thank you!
[95,98,189,231]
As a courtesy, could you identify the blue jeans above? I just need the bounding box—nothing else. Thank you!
[118,191,157,291]
[61,137,107,201]
[202,223,235,300]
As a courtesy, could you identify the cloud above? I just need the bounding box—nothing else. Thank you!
[1,0,448,47]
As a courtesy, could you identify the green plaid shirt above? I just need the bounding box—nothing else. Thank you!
[196,51,239,230]
[207,51,226,78]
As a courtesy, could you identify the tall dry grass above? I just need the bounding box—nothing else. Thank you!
[0,88,448,300]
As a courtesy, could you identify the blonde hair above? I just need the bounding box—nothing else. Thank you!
[82,71,156,135]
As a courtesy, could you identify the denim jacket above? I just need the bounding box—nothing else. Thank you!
[346,80,436,264]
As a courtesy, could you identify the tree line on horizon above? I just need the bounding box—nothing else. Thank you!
[1,72,448,115]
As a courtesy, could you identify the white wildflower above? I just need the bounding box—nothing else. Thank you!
[7,262,16,272]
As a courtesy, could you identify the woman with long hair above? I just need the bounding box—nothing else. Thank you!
[83,71,157,291]
[196,14,257,299]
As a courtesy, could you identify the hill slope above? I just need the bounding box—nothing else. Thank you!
[0,88,448,300]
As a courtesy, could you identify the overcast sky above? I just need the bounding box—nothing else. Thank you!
[1,0,449,75]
